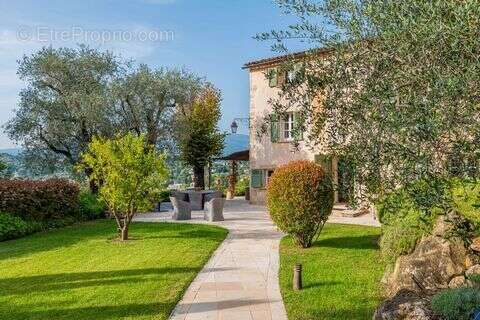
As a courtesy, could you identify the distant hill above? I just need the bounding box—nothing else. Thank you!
[0,148,21,156]
[222,134,249,157]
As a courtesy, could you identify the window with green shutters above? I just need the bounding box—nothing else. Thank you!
[251,169,264,188]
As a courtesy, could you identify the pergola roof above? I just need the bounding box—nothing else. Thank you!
[215,149,249,161]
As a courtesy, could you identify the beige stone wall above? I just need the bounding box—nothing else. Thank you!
[248,67,336,204]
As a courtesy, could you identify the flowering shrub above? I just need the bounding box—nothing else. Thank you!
[267,160,334,248]
[0,179,80,222]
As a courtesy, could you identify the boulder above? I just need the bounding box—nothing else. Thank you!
[471,237,480,253]
[383,236,467,296]
[466,264,480,277]
[448,275,466,288]
[373,289,436,320]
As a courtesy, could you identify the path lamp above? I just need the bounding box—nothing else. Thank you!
[293,263,303,290]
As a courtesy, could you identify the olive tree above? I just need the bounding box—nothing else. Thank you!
[79,133,169,241]
[5,45,120,188]
[258,0,480,203]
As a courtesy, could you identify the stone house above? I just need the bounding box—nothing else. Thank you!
[244,50,356,207]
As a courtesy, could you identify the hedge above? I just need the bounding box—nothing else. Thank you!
[0,179,80,223]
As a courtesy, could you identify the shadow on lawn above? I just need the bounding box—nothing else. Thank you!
[1,302,171,320]
[312,234,380,250]
[0,267,198,296]
[0,221,224,261]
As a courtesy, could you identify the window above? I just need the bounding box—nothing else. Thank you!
[251,169,275,189]
[251,169,264,188]
[282,113,294,141]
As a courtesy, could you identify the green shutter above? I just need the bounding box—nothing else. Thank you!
[293,112,304,140]
[268,68,278,87]
[251,169,264,188]
[314,154,332,178]
[270,114,279,143]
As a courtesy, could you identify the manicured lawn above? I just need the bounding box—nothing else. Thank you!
[279,223,386,320]
[0,220,228,320]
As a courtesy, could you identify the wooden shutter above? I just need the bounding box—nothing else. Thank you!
[251,169,264,188]
[268,68,278,87]
[293,112,304,140]
[314,154,332,178]
[270,114,279,143]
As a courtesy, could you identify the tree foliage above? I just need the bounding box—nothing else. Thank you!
[5,45,119,170]
[259,0,480,203]
[5,46,208,185]
[175,85,225,189]
[78,133,169,240]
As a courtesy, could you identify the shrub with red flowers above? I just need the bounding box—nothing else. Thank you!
[0,179,80,223]
[267,160,334,248]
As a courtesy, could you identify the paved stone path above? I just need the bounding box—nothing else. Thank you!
[135,199,379,320]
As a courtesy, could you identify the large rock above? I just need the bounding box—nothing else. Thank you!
[471,237,480,253]
[373,289,436,320]
[448,275,466,288]
[466,264,480,277]
[383,236,467,296]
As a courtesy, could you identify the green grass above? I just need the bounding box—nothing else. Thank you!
[0,220,228,320]
[279,223,386,320]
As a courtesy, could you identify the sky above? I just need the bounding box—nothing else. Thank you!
[0,0,308,149]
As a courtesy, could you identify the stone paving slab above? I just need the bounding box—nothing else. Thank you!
[135,199,380,320]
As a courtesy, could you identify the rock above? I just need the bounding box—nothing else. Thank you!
[466,264,480,277]
[383,236,467,296]
[471,237,480,252]
[448,276,466,288]
[432,215,453,237]
[373,289,436,320]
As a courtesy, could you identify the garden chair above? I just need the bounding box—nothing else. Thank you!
[186,191,203,210]
[170,196,192,220]
[204,197,225,222]
[204,191,223,203]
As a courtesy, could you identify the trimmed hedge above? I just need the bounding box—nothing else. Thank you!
[267,160,334,248]
[0,179,80,223]
[0,212,41,241]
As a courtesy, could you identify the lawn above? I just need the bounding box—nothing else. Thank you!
[279,223,386,320]
[0,220,228,320]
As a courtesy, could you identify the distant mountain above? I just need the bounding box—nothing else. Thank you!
[221,134,249,157]
[0,148,21,156]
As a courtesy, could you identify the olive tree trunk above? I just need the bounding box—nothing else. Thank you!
[193,165,205,190]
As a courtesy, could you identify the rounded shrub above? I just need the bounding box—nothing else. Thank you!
[431,287,480,320]
[267,160,334,248]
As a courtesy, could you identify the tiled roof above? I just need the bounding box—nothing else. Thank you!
[242,48,333,70]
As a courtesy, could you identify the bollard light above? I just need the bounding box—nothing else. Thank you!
[293,263,302,290]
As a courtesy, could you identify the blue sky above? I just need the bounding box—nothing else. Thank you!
[0,0,307,148]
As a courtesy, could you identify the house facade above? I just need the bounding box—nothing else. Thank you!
[244,51,353,206]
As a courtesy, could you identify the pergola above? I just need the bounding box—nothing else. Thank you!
[214,149,249,199]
